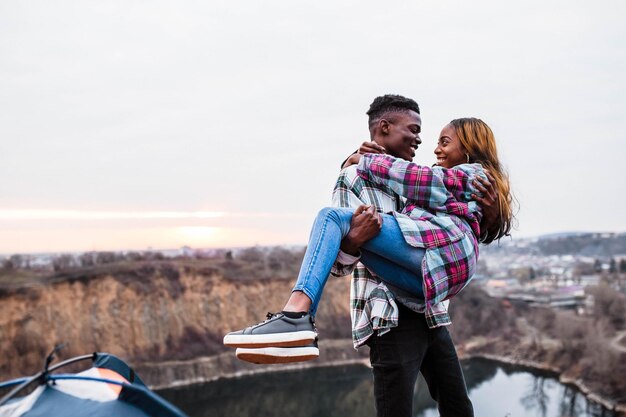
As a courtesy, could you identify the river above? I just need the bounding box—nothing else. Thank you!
[158,358,616,417]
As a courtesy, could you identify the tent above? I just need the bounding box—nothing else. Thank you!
[0,350,188,417]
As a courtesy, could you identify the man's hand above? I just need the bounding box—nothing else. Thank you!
[471,170,498,232]
[341,141,387,169]
[340,205,382,255]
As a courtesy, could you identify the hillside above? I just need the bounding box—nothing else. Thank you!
[2,244,625,413]
[0,257,358,385]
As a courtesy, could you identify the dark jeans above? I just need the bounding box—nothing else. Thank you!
[366,304,474,417]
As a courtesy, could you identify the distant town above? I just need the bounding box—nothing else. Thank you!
[474,232,626,314]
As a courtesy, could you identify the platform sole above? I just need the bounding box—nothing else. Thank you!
[235,346,319,364]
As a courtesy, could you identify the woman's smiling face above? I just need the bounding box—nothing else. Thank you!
[434,123,467,168]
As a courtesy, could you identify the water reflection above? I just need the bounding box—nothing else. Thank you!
[159,366,376,417]
[520,376,551,417]
[158,359,616,417]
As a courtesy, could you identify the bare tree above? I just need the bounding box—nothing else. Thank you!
[239,247,264,263]
[53,254,76,272]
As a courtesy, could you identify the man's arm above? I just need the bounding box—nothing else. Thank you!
[471,170,499,240]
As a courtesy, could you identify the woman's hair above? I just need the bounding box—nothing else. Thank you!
[449,118,516,244]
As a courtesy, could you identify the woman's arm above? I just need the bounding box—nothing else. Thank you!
[356,154,483,211]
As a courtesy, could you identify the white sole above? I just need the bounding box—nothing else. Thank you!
[223,330,317,348]
[236,346,319,364]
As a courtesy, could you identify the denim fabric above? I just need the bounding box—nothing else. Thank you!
[293,207,425,315]
[366,303,474,417]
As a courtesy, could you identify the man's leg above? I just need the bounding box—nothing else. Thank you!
[419,327,474,417]
[367,303,428,417]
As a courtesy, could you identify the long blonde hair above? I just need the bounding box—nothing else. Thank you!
[449,118,515,244]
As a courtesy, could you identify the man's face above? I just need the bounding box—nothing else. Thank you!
[377,110,422,161]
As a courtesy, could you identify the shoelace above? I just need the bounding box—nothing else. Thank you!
[248,312,279,329]
[255,311,317,328]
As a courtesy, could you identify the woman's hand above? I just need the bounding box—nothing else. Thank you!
[340,205,382,255]
[342,153,362,168]
[358,141,386,155]
[341,141,386,169]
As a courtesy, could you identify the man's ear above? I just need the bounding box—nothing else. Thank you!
[379,119,390,135]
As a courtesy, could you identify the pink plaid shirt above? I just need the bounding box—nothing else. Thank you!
[356,154,485,311]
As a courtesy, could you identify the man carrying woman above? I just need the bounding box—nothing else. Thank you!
[224,94,513,417]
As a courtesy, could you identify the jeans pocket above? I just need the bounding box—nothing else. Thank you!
[368,333,410,366]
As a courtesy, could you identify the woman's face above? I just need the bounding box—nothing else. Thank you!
[434,124,466,168]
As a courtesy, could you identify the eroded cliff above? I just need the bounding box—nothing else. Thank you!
[0,261,359,384]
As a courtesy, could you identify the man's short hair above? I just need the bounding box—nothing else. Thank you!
[366,94,420,129]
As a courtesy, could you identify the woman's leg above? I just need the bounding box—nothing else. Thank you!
[361,213,425,275]
[224,207,354,352]
[224,207,424,353]
[292,209,426,316]
[358,212,426,296]
[360,250,424,297]
[291,207,355,316]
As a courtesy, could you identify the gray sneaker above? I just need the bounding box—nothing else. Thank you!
[235,340,319,364]
[223,312,317,348]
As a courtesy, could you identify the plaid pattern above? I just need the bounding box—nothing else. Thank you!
[331,155,485,348]
[356,154,484,307]
[331,166,406,347]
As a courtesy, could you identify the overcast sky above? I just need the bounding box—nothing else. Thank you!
[1,0,624,254]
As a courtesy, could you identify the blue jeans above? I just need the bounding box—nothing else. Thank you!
[293,207,425,316]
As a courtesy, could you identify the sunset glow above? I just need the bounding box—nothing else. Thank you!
[0,209,313,253]
[176,226,220,246]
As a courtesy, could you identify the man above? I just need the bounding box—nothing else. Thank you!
[331,94,480,417]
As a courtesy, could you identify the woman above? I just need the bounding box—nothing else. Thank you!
[223,118,514,362]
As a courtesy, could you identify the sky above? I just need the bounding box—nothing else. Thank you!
[1,0,625,254]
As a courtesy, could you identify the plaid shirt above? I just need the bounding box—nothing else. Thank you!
[331,154,485,348]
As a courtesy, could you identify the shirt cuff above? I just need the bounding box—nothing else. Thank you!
[336,249,361,265]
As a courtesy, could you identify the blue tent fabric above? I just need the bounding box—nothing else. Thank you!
[21,388,152,417]
[119,385,187,417]
[0,353,188,417]
[93,353,146,387]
